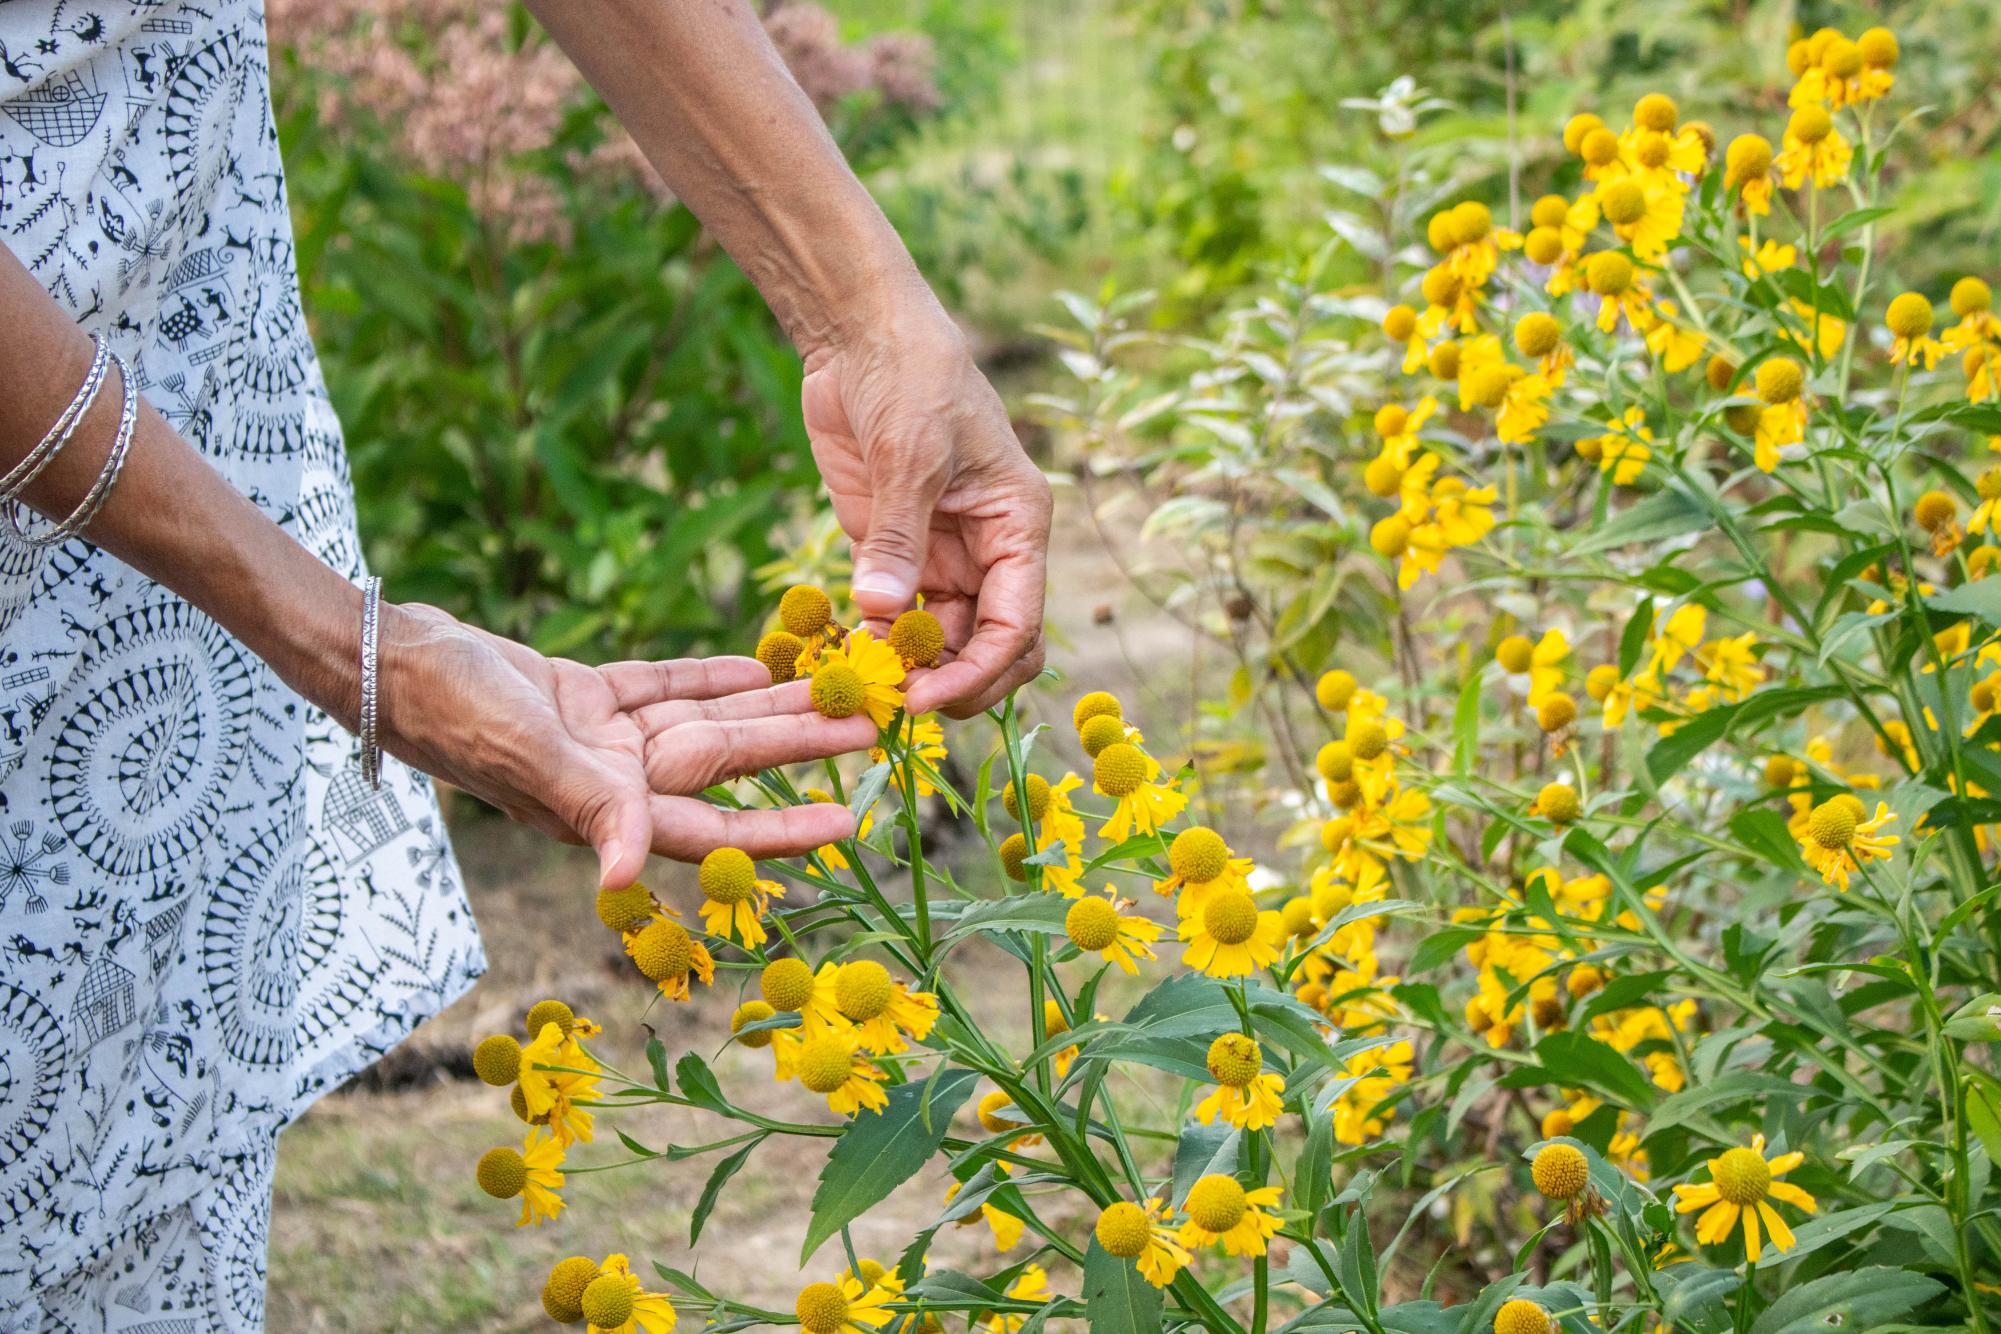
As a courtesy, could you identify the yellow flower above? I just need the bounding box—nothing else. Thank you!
[814,628,907,729]
[1179,888,1286,977]
[1176,1175,1285,1257]
[832,959,940,1055]
[1332,1040,1414,1144]
[1798,798,1900,890]
[1775,105,1852,189]
[477,1132,568,1228]
[696,847,786,948]
[1672,1134,1817,1263]
[626,908,717,1003]
[874,713,948,796]
[1637,300,1705,372]
[1092,742,1187,840]
[1065,890,1163,974]
[519,1021,601,1148]
[1194,1033,1287,1130]
[805,787,873,872]
[795,1275,900,1334]
[945,1175,1025,1253]
[1697,633,1765,701]
[1495,370,1553,444]
[581,1254,679,1334]
[775,1027,890,1117]
[1592,408,1653,485]
[1095,1199,1192,1288]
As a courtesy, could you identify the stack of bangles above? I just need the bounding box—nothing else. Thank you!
[1,333,137,547]
[5,331,386,788]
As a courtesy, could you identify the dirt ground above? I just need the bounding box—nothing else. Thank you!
[266,491,1216,1329]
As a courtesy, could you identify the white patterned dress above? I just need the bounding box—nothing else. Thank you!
[0,2,485,1328]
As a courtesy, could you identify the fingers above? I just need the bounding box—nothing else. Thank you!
[631,678,815,737]
[903,550,1048,716]
[850,447,952,619]
[598,656,776,712]
[647,793,858,861]
[644,711,879,794]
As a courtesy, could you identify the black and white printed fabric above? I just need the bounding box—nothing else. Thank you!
[0,2,486,1325]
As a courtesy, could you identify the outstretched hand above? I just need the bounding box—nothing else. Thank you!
[802,302,1052,718]
[379,604,877,888]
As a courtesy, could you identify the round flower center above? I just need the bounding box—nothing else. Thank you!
[1789,105,1832,144]
[595,883,655,933]
[797,1036,855,1094]
[1530,1143,1589,1201]
[1169,826,1231,884]
[1003,774,1052,823]
[1347,719,1389,761]
[1635,134,1671,169]
[1094,742,1149,797]
[1712,1147,1772,1205]
[1887,292,1935,340]
[835,961,895,1021]
[1537,693,1578,733]
[1580,127,1619,166]
[810,663,866,720]
[1065,896,1121,952]
[472,1035,521,1087]
[1515,313,1560,359]
[1317,669,1358,710]
[1203,890,1260,947]
[1541,1110,1575,1139]
[1496,634,1533,673]
[1600,179,1646,224]
[1807,799,1858,850]
[632,919,693,982]
[998,832,1031,882]
[475,1147,526,1200]
[1914,489,1957,533]
[1634,92,1677,131]
[796,1282,851,1334]
[731,1000,777,1049]
[1281,896,1316,937]
[1315,741,1353,784]
[977,1089,1026,1134]
[1184,1174,1248,1233]
[542,1257,601,1325]
[1979,469,2001,503]
[1382,305,1417,341]
[779,584,833,638]
[1079,713,1128,757]
[1585,251,1633,296]
[1205,1033,1262,1087]
[889,608,945,667]
[761,958,817,1012]
[1095,1201,1151,1257]
[700,847,758,904]
[580,1275,635,1331]
[756,629,805,684]
[1494,1298,1553,1334]
[1072,690,1124,729]
[524,999,575,1040]
[1538,783,1581,824]
[1524,227,1564,266]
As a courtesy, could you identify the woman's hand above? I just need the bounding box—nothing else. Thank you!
[801,299,1052,718]
[378,603,877,887]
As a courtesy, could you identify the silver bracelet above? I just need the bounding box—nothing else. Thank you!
[7,351,137,548]
[360,575,383,791]
[1,334,110,503]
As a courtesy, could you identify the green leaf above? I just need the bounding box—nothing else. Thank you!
[1503,1031,1658,1111]
[1451,672,1482,776]
[1572,489,1712,555]
[689,1134,764,1245]
[1748,1266,1943,1333]
[1644,685,1845,786]
[1944,993,2001,1042]
[1966,1070,2001,1163]
[801,1067,980,1263]
[674,1053,728,1114]
[1727,807,1810,875]
[1408,926,1484,974]
[1081,1239,1163,1334]
[1170,1121,1244,1205]
[1926,581,2001,625]
[646,1037,671,1091]
[1819,205,1894,243]
[849,760,893,822]
[1618,596,1655,678]
[940,895,1073,944]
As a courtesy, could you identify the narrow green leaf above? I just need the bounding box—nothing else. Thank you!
[1748,1266,1943,1333]
[690,1134,764,1245]
[801,1067,980,1263]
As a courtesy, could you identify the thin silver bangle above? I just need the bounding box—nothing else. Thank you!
[1,334,109,503]
[7,351,137,548]
[360,576,384,791]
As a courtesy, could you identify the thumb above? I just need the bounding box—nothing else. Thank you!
[850,449,950,617]
[572,772,652,891]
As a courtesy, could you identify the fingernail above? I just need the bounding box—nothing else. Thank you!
[852,571,913,605]
[597,839,625,888]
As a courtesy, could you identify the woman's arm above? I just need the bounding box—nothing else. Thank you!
[525,0,1052,716]
[0,245,871,886]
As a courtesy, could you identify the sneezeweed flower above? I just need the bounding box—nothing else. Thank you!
[1384,302,1426,372]
[1194,1032,1286,1130]
[1914,489,1962,556]
[777,1027,889,1116]
[1091,741,1187,839]
[1493,1299,1552,1334]
[832,959,939,1055]
[1064,890,1163,973]
[1799,797,1900,889]
[1945,277,1998,353]
[1887,291,1944,369]
[1776,104,1851,189]
[795,1274,900,1334]
[1155,824,1254,914]
[887,607,944,668]
[1724,133,1773,214]
[696,847,784,947]
[1533,782,1581,825]
[1752,356,1808,473]
[1592,408,1654,485]
[1316,668,1359,712]
[1672,1134,1817,1262]
[475,1132,566,1226]
[1531,1140,1604,1223]
[779,584,835,638]
[1180,887,1286,977]
[542,1256,602,1324]
[627,911,717,1004]
[811,628,906,727]
[1094,1199,1192,1289]
[756,629,806,683]
[519,1016,602,1147]
[578,1254,679,1333]
[1176,1174,1284,1257]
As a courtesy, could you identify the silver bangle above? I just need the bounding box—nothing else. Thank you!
[1,334,110,503]
[7,351,137,548]
[360,576,383,791]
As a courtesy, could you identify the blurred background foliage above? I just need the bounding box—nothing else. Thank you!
[269,0,2001,658]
